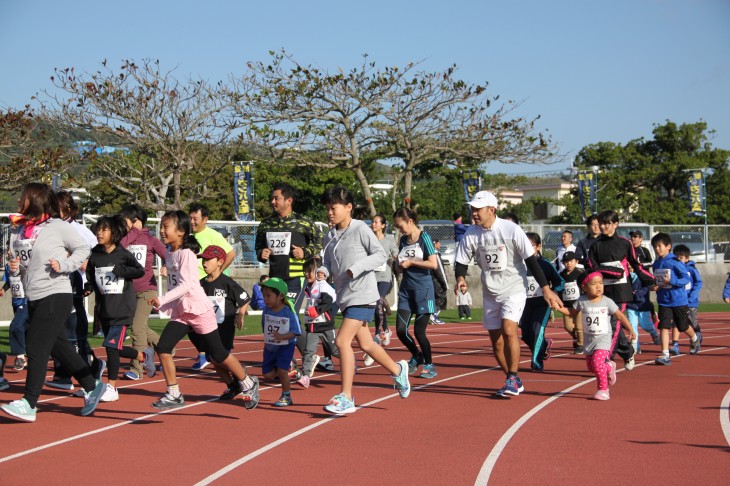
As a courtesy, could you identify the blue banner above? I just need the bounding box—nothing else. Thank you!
[687,170,706,216]
[577,171,596,219]
[462,170,481,203]
[234,161,254,221]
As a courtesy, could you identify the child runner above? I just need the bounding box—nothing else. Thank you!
[555,272,635,400]
[456,283,472,320]
[650,233,701,365]
[321,186,410,414]
[119,204,167,381]
[148,210,259,410]
[520,233,564,372]
[393,207,439,378]
[260,277,302,406]
[370,214,397,346]
[301,259,340,380]
[673,244,703,344]
[84,215,156,402]
[626,271,660,353]
[559,251,585,354]
[198,245,253,399]
[2,263,29,370]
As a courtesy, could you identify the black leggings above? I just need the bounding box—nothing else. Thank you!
[374,281,392,334]
[395,310,432,364]
[157,321,230,364]
[24,294,96,408]
[106,346,139,381]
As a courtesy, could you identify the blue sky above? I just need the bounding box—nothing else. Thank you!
[1,0,728,175]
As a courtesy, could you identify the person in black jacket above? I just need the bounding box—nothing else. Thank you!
[430,239,449,325]
[85,215,155,403]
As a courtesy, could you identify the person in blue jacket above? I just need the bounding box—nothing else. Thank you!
[723,273,730,303]
[673,244,703,343]
[250,275,268,310]
[650,233,701,365]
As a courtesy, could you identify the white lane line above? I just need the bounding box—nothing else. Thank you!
[473,344,729,485]
[721,388,730,447]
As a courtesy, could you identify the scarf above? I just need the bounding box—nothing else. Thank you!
[9,213,51,239]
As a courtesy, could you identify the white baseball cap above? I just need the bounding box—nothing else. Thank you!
[468,190,498,209]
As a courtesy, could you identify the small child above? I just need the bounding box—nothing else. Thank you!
[556,272,636,400]
[673,244,703,344]
[456,284,472,320]
[149,210,259,410]
[300,259,340,377]
[199,245,252,400]
[250,274,268,311]
[260,277,302,407]
[626,271,660,354]
[650,233,701,365]
[559,251,585,354]
[315,267,328,282]
[84,215,156,402]
[2,263,29,371]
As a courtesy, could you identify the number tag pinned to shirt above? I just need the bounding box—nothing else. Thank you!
[479,244,507,272]
[127,244,147,268]
[654,268,671,288]
[526,276,543,298]
[13,239,34,265]
[398,243,423,263]
[563,281,579,301]
[267,232,292,256]
[208,295,225,323]
[602,261,627,285]
[583,307,611,335]
[95,266,124,295]
[263,314,290,345]
[9,275,24,299]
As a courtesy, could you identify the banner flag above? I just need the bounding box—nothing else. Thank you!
[462,170,481,203]
[687,170,706,216]
[577,171,596,219]
[233,161,254,221]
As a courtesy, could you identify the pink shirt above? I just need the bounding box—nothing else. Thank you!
[158,248,217,334]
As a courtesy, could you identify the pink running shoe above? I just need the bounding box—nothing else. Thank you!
[607,360,617,386]
[593,389,610,401]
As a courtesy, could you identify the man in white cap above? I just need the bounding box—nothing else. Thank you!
[454,190,563,397]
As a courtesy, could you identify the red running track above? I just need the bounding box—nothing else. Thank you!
[1,314,729,485]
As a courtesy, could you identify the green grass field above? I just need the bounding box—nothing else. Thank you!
[1,304,728,354]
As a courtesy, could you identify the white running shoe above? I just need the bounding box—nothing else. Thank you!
[363,353,375,366]
[100,384,119,402]
[383,329,392,346]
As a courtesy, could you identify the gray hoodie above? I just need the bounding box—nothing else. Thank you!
[10,218,90,301]
[322,219,386,310]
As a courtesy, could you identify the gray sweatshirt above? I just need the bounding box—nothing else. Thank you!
[322,219,386,310]
[10,218,90,301]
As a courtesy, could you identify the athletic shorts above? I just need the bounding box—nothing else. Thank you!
[397,287,436,315]
[482,292,526,331]
[342,305,376,323]
[262,342,296,374]
[218,320,236,351]
[658,305,690,332]
[171,310,218,335]
[102,324,129,350]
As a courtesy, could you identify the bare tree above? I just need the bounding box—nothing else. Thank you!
[231,50,416,216]
[43,59,239,210]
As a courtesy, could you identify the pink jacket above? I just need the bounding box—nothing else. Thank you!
[158,248,213,318]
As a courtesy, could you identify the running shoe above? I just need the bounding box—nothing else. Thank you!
[696,330,703,344]
[152,393,185,410]
[239,376,260,410]
[1,398,36,422]
[689,337,701,355]
[573,345,584,355]
[383,329,392,346]
[0,377,9,392]
[655,355,671,366]
[393,360,411,398]
[81,379,106,416]
[607,360,617,386]
[192,354,210,371]
[45,378,74,391]
[530,363,544,373]
[669,343,680,356]
[593,390,610,401]
[100,384,119,402]
[13,355,27,371]
[324,393,356,414]
[220,381,243,400]
[143,346,156,377]
[497,375,524,397]
[297,374,310,388]
[94,358,107,381]
[419,364,437,379]
[309,355,320,377]
[543,339,554,360]
[363,353,375,367]
[407,356,419,376]
[273,394,293,407]
[124,371,141,381]
[624,356,635,371]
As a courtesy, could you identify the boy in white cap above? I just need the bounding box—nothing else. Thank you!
[454,191,562,397]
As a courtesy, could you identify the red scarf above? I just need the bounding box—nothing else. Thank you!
[9,213,51,238]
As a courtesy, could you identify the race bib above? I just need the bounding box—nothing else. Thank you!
[13,239,34,265]
[263,314,290,345]
[267,232,292,256]
[167,262,180,290]
[127,244,147,268]
[9,275,24,299]
[398,243,423,262]
[479,244,507,272]
[208,295,225,323]
[654,268,671,288]
[602,261,627,286]
[563,281,579,301]
[583,307,611,335]
[95,266,124,295]
[526,276,543,298]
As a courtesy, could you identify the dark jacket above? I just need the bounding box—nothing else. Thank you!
[587,233,654,304]
[85,245,144,325]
